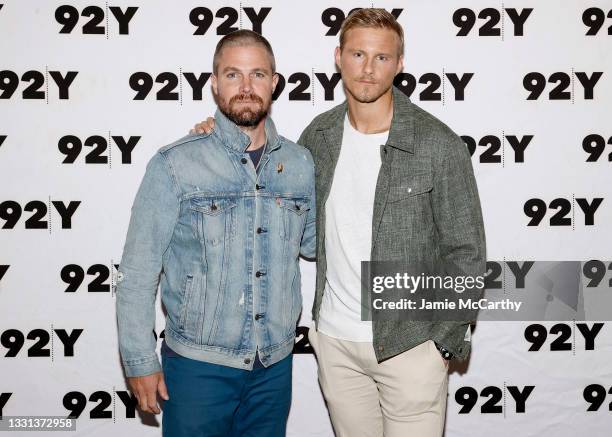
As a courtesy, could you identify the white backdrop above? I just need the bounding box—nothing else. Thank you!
[1,1,611,436]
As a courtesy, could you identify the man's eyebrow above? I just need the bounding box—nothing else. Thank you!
[220,67,271,74]
[346,47,395,57]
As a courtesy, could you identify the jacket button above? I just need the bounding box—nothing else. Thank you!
[255,313,264,320]
[244,358,251,364]
[241,157,248,164]
[256,184,264,190]
[211,204,217,211]
[378,345,384,352]
[256,271,266,278]
[256,227,263,234]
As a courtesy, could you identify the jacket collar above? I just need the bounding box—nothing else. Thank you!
[214,108,281,153]
[316,86,415,154]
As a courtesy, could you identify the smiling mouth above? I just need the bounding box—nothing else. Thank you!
[358,80,376,84]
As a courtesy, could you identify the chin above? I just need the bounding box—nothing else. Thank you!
[351,89,382,104]
[348,83,391,103]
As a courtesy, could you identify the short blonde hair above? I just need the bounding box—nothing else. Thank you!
[339,8,404,56]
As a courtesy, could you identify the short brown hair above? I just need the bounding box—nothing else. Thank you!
[339,8,404,56]
[213,30,276,74]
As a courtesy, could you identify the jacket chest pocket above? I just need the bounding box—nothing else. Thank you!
[387,174,433,203]
[278,197,309,244]
[190,197,238,246]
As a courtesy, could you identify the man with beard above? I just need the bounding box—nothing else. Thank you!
[194,9,486,437]
[115,30,316,437]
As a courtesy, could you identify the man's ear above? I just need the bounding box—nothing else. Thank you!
[334,46,342,71]
[272,72,279,93]
[211,74,218,95]
[396,55,404,75]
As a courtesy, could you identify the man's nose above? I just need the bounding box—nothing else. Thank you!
[240,76,252,93]
[363,57,374,75]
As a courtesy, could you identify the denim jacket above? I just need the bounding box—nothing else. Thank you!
[116,110,316,377]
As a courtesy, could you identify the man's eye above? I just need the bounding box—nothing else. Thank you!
[227,73,236,78]
[353,52,362,58]
[255,72,265,78]
[378,56,388,61]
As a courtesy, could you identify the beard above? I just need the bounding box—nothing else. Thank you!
[218,92,269,128]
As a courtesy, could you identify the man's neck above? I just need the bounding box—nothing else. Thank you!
[346,88,394,134]
[240,118,267,151]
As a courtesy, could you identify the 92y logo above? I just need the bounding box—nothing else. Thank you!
[524,197,603,226]
[58,135,140,164]
[0,200,80,229]
[1,328,83,357]
[322,8,403,36]
[190,7,271,35]
[584,385,612,411]
[523,72,603,100]
[62,263,119,293]
[63,390,136,419]
[524,323,604,351]
[583,134,612,162]
[463,134,533,164]
[583,8,612,35]
[455,385,535,414]
[273,72,341,101]
[130,72,210,101]
[453,8,532,37]
[583,260,612,288]
[394,72,473,101]
[0,70,77,100]
[55,5,138,35]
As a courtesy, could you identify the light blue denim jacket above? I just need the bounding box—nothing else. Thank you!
[115,110,316,377]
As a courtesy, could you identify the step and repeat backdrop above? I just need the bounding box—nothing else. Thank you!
[1,0,611,436]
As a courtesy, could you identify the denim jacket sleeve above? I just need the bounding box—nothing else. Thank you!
[115,152,181,377]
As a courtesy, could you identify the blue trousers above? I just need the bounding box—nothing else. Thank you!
[161,342,292,437]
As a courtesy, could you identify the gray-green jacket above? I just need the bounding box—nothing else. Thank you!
[297,86,486,362]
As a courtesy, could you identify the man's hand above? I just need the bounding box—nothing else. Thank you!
[441,356,449,369]
[127,371,169,414]
[190,117,216,135]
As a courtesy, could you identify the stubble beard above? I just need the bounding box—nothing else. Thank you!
[346,77,391,104]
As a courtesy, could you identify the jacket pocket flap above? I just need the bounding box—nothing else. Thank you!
[277,197,309,215]
[190,197,237,215]
[388,177,433,203]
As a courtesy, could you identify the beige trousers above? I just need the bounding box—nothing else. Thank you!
[308,328,448,437]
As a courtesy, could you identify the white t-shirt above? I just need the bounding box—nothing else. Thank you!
[317,115,389,342]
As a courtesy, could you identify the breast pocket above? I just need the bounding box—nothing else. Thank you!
[387,174,433,203]
[190,197,238,246]
[278,197,309,245]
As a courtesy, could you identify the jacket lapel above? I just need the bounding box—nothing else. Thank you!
[371,88,416,252]
[315,101,347,207]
